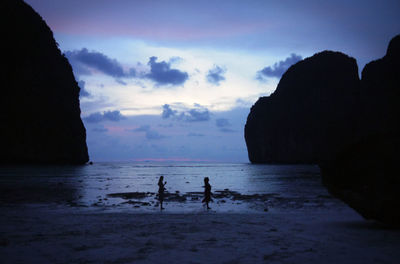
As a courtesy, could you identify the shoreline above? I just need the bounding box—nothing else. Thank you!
[1,163,399,263]
[1,201,400,264]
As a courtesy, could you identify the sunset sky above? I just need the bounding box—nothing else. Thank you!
[25,0,400,162]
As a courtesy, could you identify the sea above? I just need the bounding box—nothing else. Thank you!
[0,162,338,213]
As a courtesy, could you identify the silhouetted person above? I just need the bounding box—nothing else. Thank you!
[202,177,212,209]
[158,176,167,210]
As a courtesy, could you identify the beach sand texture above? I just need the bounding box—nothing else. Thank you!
[1,163,399,263]
[1,201,400,264]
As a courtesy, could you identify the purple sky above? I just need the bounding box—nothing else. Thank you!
[25,0,400,162]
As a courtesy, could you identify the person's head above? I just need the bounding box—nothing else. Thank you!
[204,177,209,183]
[159,176,163,181]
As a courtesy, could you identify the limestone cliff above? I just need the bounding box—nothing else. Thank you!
[1,0,89,164]
[245,35,400,225]
[320,35,400,226]
[245,51,360,163]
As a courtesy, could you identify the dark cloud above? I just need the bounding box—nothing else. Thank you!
[162,104,177,119]
[206,65,226,85]
[78,80,90,97]
[130,125,165,140]
[186,108,210,122]
[65,50,188,87]
[145,57,188,85]
[65,48,136,79]
[257,53,302,79]
[216,118,235,133]
[83,110,126,123]
[102,110,126,121]
[68,59,92,76]
[162,104,210,122]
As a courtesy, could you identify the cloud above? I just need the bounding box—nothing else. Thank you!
[65,51,188,86]
[65,48,136,79]
[84,106,250,162]
[169,56,183,64]
[78,80,90,97]
[131,125,165,140]
[161,104,178,119]
[145,56,188,86]
[216,118,235,133]
[83,110,126,123]
[162,104,210,122]
[206,65,226,85]
[186,107,210,122]
[257,53,302,79]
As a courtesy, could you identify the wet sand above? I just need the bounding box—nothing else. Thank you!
[1,198,400,264]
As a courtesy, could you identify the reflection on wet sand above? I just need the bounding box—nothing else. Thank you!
[0,165,85,204]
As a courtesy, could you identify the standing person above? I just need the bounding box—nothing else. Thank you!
[158,176,167,210]
[202,177,212,209]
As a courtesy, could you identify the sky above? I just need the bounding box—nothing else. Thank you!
[25,0,400,162]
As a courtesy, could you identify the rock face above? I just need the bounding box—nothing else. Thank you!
[1,0,89,164]
[245,35,400,225]
[321,35,400,226]
[320,135,400,226]
[359,35,400,138]
[245,51,360,163]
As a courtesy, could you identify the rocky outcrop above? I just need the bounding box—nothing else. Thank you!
[1,0,89,164]
[320,35,400,226]
[245,35,400,225]
[245,51,360,163]
[359,35,400,138]
[320,135,400,226]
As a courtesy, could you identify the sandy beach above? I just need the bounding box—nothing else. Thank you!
[1,164,400,263]
[1,199,400,264]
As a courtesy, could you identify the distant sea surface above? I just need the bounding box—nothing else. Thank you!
[0,162,338,213]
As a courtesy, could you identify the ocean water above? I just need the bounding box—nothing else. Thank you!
[0,162,337,213]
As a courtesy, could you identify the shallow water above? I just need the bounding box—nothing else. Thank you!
[0,162,337,212]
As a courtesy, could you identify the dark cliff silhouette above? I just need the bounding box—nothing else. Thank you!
[245,51,360,164]
[1,0,89,164]
[321,35,400,226]
[245,35,400,225]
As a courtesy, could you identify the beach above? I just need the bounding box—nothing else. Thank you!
[1,163,400,263]
[1,203,400,264]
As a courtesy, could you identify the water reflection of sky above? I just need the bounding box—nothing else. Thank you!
[0,163,326,212]
[79,162,320,192]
